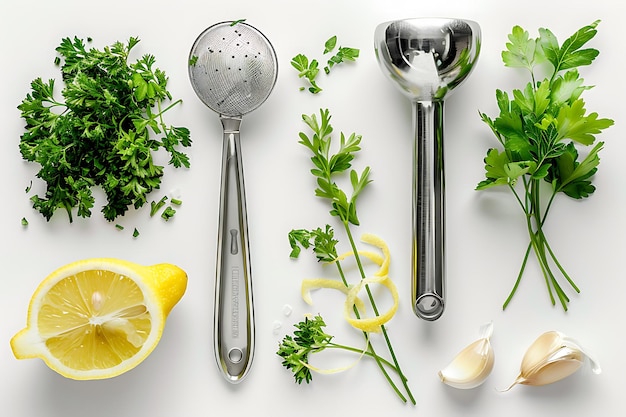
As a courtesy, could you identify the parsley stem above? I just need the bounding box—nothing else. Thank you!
[325,343,401,374]
[542,235,579,292]
[504,175,579,310]
[335,260,407,403]
[155,98,183,118]
[530,179,558,304]
[343,222,416,405]
[503,241,532,309]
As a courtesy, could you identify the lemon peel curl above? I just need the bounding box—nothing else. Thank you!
[300,233,399,333]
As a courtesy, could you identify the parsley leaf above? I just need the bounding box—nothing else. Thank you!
[538,21,600,73]
[323,36,337,54]
[502,25,542,72]
[288,225,338,262]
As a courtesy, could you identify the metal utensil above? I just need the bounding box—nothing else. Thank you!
[188,21,278,382]
[374,18,481,321]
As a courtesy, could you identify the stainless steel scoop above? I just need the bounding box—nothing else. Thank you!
[374,18,480,321]
[188,21,278,382]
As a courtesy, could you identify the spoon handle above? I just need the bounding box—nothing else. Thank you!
[412,100,446,321]
[214,116,254,383]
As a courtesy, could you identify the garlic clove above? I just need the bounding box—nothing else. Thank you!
[504,331,600,391]
[519,330,563,372]
[439,322,495,389]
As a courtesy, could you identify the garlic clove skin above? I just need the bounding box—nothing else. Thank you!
[504,331,601,391]
[439,322,495,389]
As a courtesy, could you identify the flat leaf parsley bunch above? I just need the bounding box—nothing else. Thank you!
[477,21,613,310]
[18,36,191,222]
[277,109,415,404]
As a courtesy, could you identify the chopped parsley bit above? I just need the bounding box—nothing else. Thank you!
[161,206,176,221]
[115,224,124,230]
[25,181,32,193]
[291,35,359,94]
[189,55,198,66]
[230,19,246,26]
[170,198,182,206]
[150,196,168,217]
[132,228,140,238]
[21,217,29,227]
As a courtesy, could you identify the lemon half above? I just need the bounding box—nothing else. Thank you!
[10,258,187,380]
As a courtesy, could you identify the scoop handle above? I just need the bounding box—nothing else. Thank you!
[214,116,254,382]
[411,100,445,321]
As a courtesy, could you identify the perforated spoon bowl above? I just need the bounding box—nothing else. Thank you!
[188,21,278,383]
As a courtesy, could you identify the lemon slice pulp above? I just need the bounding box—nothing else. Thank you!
[11,259,187,380]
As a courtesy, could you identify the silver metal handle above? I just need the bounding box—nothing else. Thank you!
[412,100,445,321]
[214,116,254,383]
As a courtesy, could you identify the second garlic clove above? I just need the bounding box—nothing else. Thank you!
[439,322,495,389]
[504,330,601,391]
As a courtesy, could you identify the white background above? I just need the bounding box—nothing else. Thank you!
[1,0,623,416]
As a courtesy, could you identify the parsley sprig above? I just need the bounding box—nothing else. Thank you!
[277,315,402,385]
[18,36,191,222]
[477,21,613,310]
[279,109,415,404]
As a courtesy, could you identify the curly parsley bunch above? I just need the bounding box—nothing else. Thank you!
[18,36,191,222]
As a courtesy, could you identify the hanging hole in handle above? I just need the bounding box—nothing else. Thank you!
[415,293,444,321]
[228,347,244,364]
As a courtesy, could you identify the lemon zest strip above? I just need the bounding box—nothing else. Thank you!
[335,250,384,266]
[344,274,399,333]
[301,278,366,312]
[301,233,399,334]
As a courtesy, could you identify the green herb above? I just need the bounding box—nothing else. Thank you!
[18,36,191,223]
[288,225,337,261]
[323,36,337,54]
[477,21,613,310]
[279,109,414,404]
[161,206,176,221]
[291,36,359,93]
[170,198,182,206]
[115,224,124,230]
[322,36,360,74]
[230,19,247,26]
[189,55,198,66]
[150,195,168,217]
[277,315,403,385]
[21,217,29,227]
[291,54,322,94]
[132,228,140,238]
[25,181,32,193]
[298,109,371,225]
